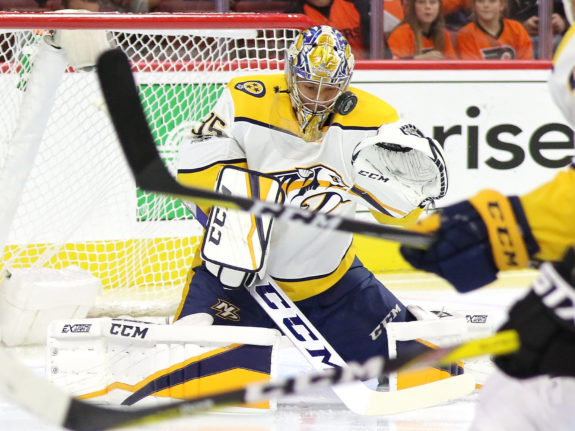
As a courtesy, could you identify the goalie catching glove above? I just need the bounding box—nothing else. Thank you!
[201,166,283,289]
[351,121,448,218]
[494,246,575,379]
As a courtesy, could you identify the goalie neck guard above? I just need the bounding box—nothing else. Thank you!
[286,25,355,142]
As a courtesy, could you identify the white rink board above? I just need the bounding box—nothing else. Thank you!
[353,68,574,206]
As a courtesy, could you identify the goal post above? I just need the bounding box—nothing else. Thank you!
[0,12,312,319]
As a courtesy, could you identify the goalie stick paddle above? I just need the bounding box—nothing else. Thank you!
[0,330,519,431]
[95,48,435,250]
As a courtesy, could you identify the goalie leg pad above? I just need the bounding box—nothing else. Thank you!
[386,305,493,390]
[201,166,283,289]
[47,318,281,409]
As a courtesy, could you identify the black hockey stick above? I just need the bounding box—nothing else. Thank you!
[96,48,435,250]
[0,330,518,431]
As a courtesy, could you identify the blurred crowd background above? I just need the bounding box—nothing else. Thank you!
[0,0,564,60]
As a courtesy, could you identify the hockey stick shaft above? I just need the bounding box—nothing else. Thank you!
[0,330,517,431]
[96,48,434,250]
[70,330,521,428]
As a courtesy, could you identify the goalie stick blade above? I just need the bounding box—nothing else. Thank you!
[0,331,518,431]
[96,48,435,249]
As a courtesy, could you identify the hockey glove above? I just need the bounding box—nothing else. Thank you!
[351,121,448,218]
[400,189,539,292]
[495,246,575,378]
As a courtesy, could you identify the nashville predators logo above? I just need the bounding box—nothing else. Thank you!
[234,80,265,98]
[211,299,240,322]
[274,164,351,213]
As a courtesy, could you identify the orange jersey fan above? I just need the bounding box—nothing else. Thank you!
[302,0,367,58]
[386,23,457,59]
[456,19,533,59]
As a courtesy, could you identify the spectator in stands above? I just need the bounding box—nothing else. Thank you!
[383,0,406,35]
[35,0,100,10]
[59,0,98,9]
[285,0,371,58]
[99,0,161,12]
[286,0,409,57]
[442,0,472,31]
[37,0,160,11]
[508,0,567,56]
[386,0,457,59]
[456,0,533,59]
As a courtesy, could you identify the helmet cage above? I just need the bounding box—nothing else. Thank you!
[286,26,355,140]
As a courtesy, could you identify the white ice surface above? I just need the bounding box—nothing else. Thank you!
[0,271,533,431]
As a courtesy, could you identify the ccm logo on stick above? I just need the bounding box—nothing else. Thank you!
[256,282,339,368]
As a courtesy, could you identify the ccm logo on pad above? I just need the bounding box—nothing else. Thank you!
[110,323,149,339]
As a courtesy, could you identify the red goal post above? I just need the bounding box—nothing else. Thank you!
[0,12,311,319]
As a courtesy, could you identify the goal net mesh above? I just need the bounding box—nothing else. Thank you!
[0,13,310,318]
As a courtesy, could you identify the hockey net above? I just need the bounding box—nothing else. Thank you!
[0,12,311,318]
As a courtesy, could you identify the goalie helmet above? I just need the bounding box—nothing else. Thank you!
[286,25,355,141]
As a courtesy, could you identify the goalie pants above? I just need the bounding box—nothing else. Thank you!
[176,257,414,363]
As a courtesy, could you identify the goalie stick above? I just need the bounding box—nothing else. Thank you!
[95,48,434,250]
[248,278,477,415]
[177,196,476,415]
[0,330,518,431]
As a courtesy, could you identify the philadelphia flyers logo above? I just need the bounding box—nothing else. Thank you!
[481,46,516,60]
[234,80,266,98]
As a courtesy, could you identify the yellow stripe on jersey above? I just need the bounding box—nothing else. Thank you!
[349,184,408,218]
[370,206,424,227]
[227,74,399,133]
[274,241,356,301]
[330,86,399,127]
[520,167,575,261]
[177,161,247,215]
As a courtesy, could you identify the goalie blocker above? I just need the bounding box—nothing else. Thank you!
[201,166,284,289]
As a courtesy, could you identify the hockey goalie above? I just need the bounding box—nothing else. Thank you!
[47,25,464,410]
[169,24,457,402]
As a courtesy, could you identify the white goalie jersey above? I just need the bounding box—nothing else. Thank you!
[177,73,447,301]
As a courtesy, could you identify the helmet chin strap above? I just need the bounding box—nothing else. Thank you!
[301,113,325,141]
